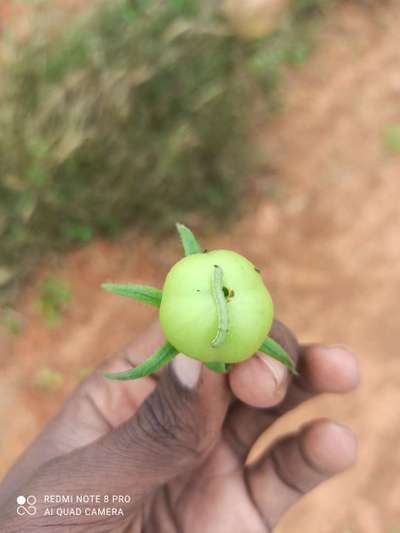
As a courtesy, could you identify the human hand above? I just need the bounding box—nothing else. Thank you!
[0,320,358,532]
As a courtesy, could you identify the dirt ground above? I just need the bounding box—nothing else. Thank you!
[1,1,400,532]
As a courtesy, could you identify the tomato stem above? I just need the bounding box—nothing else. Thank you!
[205,362,230,373]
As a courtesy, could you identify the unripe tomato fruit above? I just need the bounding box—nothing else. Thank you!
[160,250,274,363]
[102,223,296,382]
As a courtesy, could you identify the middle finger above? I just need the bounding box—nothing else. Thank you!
[224,344,359,460]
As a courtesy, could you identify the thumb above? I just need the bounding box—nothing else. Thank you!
[3,356,230,527]
[96,354,230,491]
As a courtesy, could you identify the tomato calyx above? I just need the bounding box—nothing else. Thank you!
[101,223,297,381]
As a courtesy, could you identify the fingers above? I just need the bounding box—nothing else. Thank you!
[8,355,231,529]
[92,356,230,491]
[224,344,359,460]
[299,344,359,392]
[100,319,166,378]
[274,343,360,414]
[243,419,357,531]
[80,321,166,429]
[57,321,167,437]
[0,322,166,502]
[229,320,299,408]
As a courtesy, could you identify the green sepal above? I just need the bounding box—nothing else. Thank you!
[176,223,203,256]
[259,337,298,375]
[205,361,230,373]
[103,341,178,381]
[102,283,162,307]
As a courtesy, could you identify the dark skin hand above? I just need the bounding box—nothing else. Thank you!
[0,320,359,532]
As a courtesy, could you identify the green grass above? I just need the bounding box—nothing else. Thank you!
[0,0,339,304]
[34,276,72,325]
[33,367,64,391]
[384,124,400,154]
[0,307,23,336]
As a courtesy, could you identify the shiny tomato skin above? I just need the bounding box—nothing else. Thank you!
[159,250,274,363]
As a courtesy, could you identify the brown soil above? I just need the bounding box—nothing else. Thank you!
[1,1,400,532]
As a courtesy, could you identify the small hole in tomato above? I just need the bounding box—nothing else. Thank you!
[223,286,235,301]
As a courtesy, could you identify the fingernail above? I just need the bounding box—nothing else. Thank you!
[317,421,358,471]
[256,353,287,389]
[330,421,356,439]
[172,354,202,390]
[326,344,356,355]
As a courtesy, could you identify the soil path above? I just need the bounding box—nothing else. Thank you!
[1,2,400,532]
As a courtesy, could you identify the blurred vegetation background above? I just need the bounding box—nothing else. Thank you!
[3,3,400,531]
[0,0,338,304]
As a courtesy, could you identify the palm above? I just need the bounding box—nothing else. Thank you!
[66,373,273,532]
[0,327,358,533]
[147,436,266,533]
[51,364,315,533]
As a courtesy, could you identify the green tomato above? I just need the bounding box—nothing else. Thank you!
[159,250,274,363]
[102,224,296,381]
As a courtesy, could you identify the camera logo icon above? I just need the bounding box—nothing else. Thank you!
[16,495,37,516]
